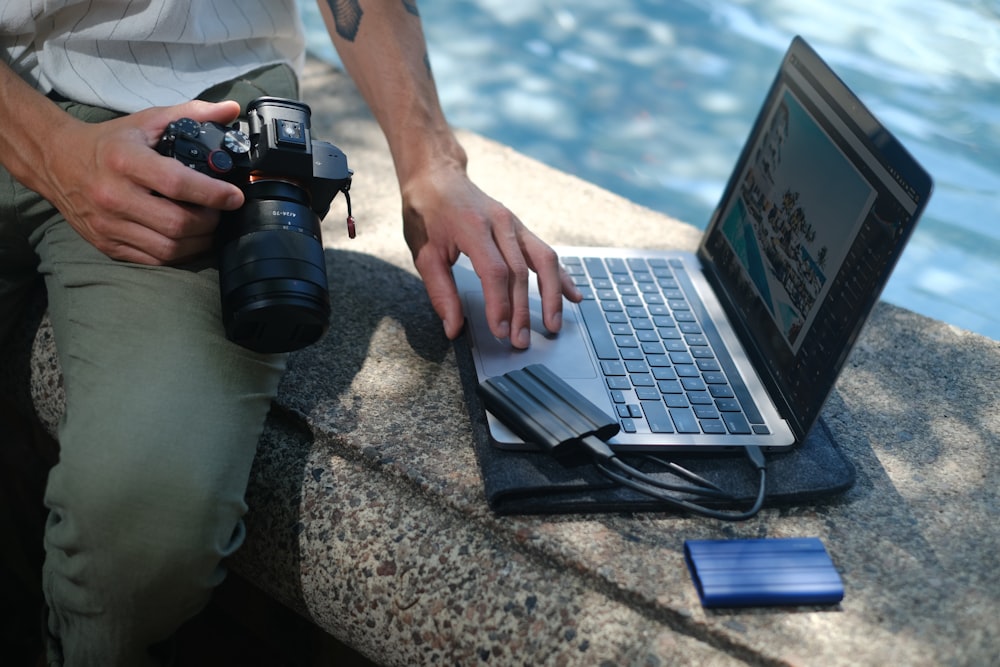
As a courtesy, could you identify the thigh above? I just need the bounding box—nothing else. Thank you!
[35,217,287,515]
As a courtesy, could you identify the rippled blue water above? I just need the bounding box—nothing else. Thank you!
[302,1,1000,341]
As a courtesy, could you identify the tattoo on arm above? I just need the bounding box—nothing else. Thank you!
[328,1,419,41]
[327,0,431,78]
[327,0,363,41]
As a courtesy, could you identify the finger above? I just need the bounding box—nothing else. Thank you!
[95,209,216,264]
[522,236,583,334]
[462,239,513,342]
[90,221,215,265]
[413,248,466,340]
[524,239,565,334]
[84,183,221,262]
[488,214,533,349]
[94,174,225,240]
[141,99,242,135]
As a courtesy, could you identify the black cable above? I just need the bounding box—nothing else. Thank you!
[583,436,768,520]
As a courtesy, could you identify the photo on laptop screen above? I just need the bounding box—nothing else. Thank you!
[453,36,933,454]
[719,88,875,352]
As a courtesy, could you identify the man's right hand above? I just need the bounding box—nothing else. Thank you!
[37,100,247,265]
[0,61,248,266]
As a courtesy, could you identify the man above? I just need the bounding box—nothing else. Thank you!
[0,1,580,664]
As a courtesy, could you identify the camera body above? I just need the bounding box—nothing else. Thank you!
[157,97,353,353]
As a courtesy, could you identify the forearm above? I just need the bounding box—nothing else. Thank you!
[0,62,81,196]
[317,0,467,188]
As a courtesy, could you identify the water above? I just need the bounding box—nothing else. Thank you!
[302,0,1000,341]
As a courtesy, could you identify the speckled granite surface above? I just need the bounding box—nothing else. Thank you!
[4,59,999,666]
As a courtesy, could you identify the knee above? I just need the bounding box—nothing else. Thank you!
[45,451,248,585]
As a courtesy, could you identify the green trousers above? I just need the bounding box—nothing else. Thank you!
[0,65,298,666]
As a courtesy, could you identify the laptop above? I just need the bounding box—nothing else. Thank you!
[453,36,932,453]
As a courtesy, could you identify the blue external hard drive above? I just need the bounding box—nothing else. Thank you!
[684,537,844,608]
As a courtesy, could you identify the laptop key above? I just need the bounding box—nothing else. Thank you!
[584,257,608,279]
[693,404,720,419]
[615,335,638,348]
[701,419,727,434]
[630,373,655,387]
[641,401,675,433]
[578,299,619,360]
[664,394,689,408]
[625,359,649,373]
[635,387,660,401]
[658,379,682,394]
[651,366,676,380]
[606,257,629,274]
[607,376,631,390]
[637,330,660,343]
[669,407,701,433]
[709,384,736,398]
[601,360,626,375]
[722,412,752,435]
[669,351,693,364]
[696,358,721,371]
[659,327,683,340]
[675,364,700,377]
[610,322,632,335]
[641,341,665,355]
[681,377,707,392]
[716,398,741,412]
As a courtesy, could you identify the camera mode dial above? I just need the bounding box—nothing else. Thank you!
[224,129,252,154]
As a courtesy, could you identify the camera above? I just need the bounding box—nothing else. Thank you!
[157,96,353,353]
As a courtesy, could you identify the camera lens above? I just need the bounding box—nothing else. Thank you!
[217,179,331,353]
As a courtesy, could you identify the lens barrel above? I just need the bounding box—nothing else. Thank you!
[217,180,331,353]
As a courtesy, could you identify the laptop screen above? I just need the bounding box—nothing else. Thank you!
[699,37,933,438]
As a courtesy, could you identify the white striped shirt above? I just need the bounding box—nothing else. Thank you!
[1,0,306,113]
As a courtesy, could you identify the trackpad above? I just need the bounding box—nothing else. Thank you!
[462,291,598,380]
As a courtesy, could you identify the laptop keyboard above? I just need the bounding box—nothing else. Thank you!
[562,255,771,437]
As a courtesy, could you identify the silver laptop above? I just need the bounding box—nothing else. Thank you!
[453,36,932,453]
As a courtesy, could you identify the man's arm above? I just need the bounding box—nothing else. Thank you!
[318,0,580,348]
[0,61,245,265]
